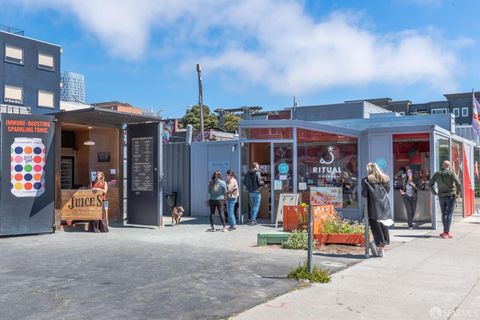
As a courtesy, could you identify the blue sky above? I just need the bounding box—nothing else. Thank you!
[1,0,480,118]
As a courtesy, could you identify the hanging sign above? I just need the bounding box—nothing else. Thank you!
[375,157,387,171]
[278,162,289,174]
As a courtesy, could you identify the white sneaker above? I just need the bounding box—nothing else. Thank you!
[377,248,384,258]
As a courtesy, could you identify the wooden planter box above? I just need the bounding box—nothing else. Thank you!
[315,233,365,246]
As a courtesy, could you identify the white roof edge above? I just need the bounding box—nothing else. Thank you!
[0,30,62,48]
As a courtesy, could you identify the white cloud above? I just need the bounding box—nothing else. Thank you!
[16,0,464,95]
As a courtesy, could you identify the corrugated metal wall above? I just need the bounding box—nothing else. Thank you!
[190,141,240,217]
[163,143,190,216]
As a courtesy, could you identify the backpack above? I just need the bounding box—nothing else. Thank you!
[245,171,260,192]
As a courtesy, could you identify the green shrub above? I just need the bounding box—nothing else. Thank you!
[282,230,316,250]
[321,214,364,234]
[288,261,331,283]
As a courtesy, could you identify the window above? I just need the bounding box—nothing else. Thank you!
[297,128,358,209]
[398,112,405,116]
[462,107,469,117]
[4,85,23,104]
[431,108,447,114]
[38,52,54,70]
[38,90,54,108]
[453,108,460,117]
[5,45,23,64]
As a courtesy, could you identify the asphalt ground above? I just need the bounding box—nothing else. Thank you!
[0,218,364,320]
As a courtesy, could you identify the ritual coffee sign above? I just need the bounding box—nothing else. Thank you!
[312,146,343,177]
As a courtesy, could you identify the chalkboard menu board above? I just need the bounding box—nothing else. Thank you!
[131,137,154,191]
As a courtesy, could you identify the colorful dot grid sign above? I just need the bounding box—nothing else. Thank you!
[10,137,46,197]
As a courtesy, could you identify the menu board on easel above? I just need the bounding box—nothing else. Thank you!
[275,193,299,228]
[131,137,154,191]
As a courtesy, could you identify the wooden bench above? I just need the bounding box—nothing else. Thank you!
[257,232,290,246]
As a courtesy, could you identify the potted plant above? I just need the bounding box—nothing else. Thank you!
[314,212,365,246]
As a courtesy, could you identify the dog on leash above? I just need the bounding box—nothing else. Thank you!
[171,206,185,225]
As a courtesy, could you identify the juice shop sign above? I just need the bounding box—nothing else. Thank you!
[312,146,342,176]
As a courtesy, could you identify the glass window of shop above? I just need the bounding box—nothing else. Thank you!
[297,128,358,209]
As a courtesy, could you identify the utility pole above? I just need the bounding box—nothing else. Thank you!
[196,64,205,142]
[292,96,298,120]
[307,203,313,273]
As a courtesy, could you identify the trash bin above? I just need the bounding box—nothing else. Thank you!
[165,192,177,208]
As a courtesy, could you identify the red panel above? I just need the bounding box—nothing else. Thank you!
[246,127,293,139]
[297,128,357,143]
[463,149,474,217]
[393,133,430,140]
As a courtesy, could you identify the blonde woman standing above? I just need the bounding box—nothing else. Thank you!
[361,162,393,257]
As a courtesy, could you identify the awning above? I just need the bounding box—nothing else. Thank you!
[52,107,161,128]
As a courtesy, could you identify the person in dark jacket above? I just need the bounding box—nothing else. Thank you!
[429,160,461,239]
[400,167,419,229]
[207,171,227,232]
[362,162,393,257]
[244,162,264,225]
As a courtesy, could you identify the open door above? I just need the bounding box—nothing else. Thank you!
[127,122,162,226]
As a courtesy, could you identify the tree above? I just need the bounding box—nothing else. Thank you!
[181,104,218,131]
[221,112,241,133]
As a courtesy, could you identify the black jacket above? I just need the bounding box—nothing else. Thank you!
[244,169,264,192]
[361,177,393,221]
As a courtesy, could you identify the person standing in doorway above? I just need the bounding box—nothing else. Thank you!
[226,169,239,231]
[244,162,264,226]
[89,171,109,233]
[429,160,461,239]
[362,162,393,257]
[207,171,227,232]
[400,167,419,229]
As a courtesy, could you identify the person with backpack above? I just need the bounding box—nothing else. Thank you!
[244,162,264,225]
[429,160,461,239]
[361,162,393,258]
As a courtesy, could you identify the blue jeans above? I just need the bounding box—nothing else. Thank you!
[439,196,455,233]
[249,192,261,221]
[226,197,237,227]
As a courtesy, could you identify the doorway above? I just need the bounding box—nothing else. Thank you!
[240,142,294,224]
[392,133,431,228]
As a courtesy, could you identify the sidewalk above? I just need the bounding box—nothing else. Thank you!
[235,216,480,320]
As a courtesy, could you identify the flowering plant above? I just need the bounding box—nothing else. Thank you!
[321,213,364,234]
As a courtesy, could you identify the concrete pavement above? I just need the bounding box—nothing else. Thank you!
[0,217,361,320]
[235,215,480,320]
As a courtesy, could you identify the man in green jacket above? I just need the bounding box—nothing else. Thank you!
[429,160,462,239]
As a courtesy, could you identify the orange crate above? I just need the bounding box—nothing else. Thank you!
[312,205,335,235]
[283,205,307,231]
